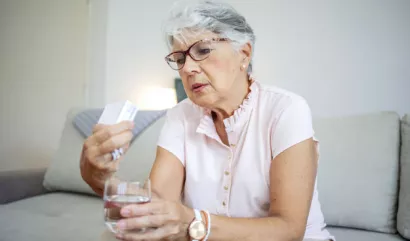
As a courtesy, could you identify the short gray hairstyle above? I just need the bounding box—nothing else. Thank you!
[162,0,256,74]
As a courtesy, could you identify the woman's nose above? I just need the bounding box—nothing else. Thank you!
[181,55,201,73]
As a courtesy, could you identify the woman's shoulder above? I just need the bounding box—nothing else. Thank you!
[256,82,310,113]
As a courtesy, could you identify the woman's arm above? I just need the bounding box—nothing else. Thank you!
[149,146,186,202]
[207,138,317,241]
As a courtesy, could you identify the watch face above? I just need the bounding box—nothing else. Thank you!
[189,220,206,240]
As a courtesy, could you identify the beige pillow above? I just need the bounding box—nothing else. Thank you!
[398,114,410,239]
[43,107,165,196]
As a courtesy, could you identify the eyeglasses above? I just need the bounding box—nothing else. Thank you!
[165,38,229,70]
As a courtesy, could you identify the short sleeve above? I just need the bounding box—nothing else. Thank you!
[157,107,185,166]
[271,99,314,160]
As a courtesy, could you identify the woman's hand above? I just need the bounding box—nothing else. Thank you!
[115,197,194,241]
[80,121,134,196]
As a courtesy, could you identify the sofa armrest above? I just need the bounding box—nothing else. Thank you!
[0,168,49,204]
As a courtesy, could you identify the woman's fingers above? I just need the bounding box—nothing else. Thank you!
[121,201,168,217]
[92,123,107,133]
[98,131,133,154]
[115,200,190,241]
[117,202,169,232]
[83,121,133,168]
[84,131,132,167]
[100,143,130,163]
[86,143,128,172]
[118,214,168,231]
[85,121,134,148]
[104,144,130,171]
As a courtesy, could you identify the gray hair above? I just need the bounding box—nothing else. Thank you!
[162,0,256,74]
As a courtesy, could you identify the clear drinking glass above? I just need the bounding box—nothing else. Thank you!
[103,176,151,233]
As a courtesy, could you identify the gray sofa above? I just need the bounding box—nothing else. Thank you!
[0,108,409,241]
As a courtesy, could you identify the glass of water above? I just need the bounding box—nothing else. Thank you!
[103,176,151,233]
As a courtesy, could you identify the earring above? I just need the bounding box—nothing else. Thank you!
[242,64,246,70]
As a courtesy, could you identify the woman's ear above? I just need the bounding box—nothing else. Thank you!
[240,42,252,66]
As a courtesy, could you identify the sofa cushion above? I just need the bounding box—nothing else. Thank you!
[0,193,105,241]
[314,112,401,233]
[398,114,410,239]
[327,227,406,241]
[43,107,165,196]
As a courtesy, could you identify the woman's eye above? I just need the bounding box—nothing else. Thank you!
[198,48,211,55]
[176,58,185,64]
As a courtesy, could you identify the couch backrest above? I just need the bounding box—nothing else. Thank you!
[398,114,410,239]
[314,111,401,234]
[44,107,409,237]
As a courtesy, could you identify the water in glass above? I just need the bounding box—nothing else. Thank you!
[103,178,151,233]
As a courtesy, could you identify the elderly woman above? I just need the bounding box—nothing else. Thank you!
[80,1,334,241]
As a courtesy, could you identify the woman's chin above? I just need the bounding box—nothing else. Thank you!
[189,95,216,108]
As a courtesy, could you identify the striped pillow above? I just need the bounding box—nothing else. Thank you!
[72,108,167,143]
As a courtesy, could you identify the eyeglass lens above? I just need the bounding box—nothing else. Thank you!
[166,40,213,70]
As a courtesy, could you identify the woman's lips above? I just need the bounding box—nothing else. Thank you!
[191,83,208,93]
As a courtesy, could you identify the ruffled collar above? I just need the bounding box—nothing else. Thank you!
[198,77,259,133]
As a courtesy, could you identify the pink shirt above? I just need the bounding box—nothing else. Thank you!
[157,80,334,240]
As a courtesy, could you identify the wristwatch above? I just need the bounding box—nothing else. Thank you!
[188,209,207,241]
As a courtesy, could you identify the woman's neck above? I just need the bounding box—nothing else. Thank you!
[211,75,250,122]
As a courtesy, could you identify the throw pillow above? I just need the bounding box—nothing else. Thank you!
[73,108,166,142]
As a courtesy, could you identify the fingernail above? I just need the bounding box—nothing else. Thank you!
[117,220,126,229]
[121,208,130,217]
[116,233,124,240]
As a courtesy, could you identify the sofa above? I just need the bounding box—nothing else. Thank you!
[0,107,409,241]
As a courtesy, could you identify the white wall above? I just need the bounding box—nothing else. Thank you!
[87,0,109,108]
[237,0,410,118]
[92,0,410,117]
[104,0,177,106]
[0,0,88,171]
